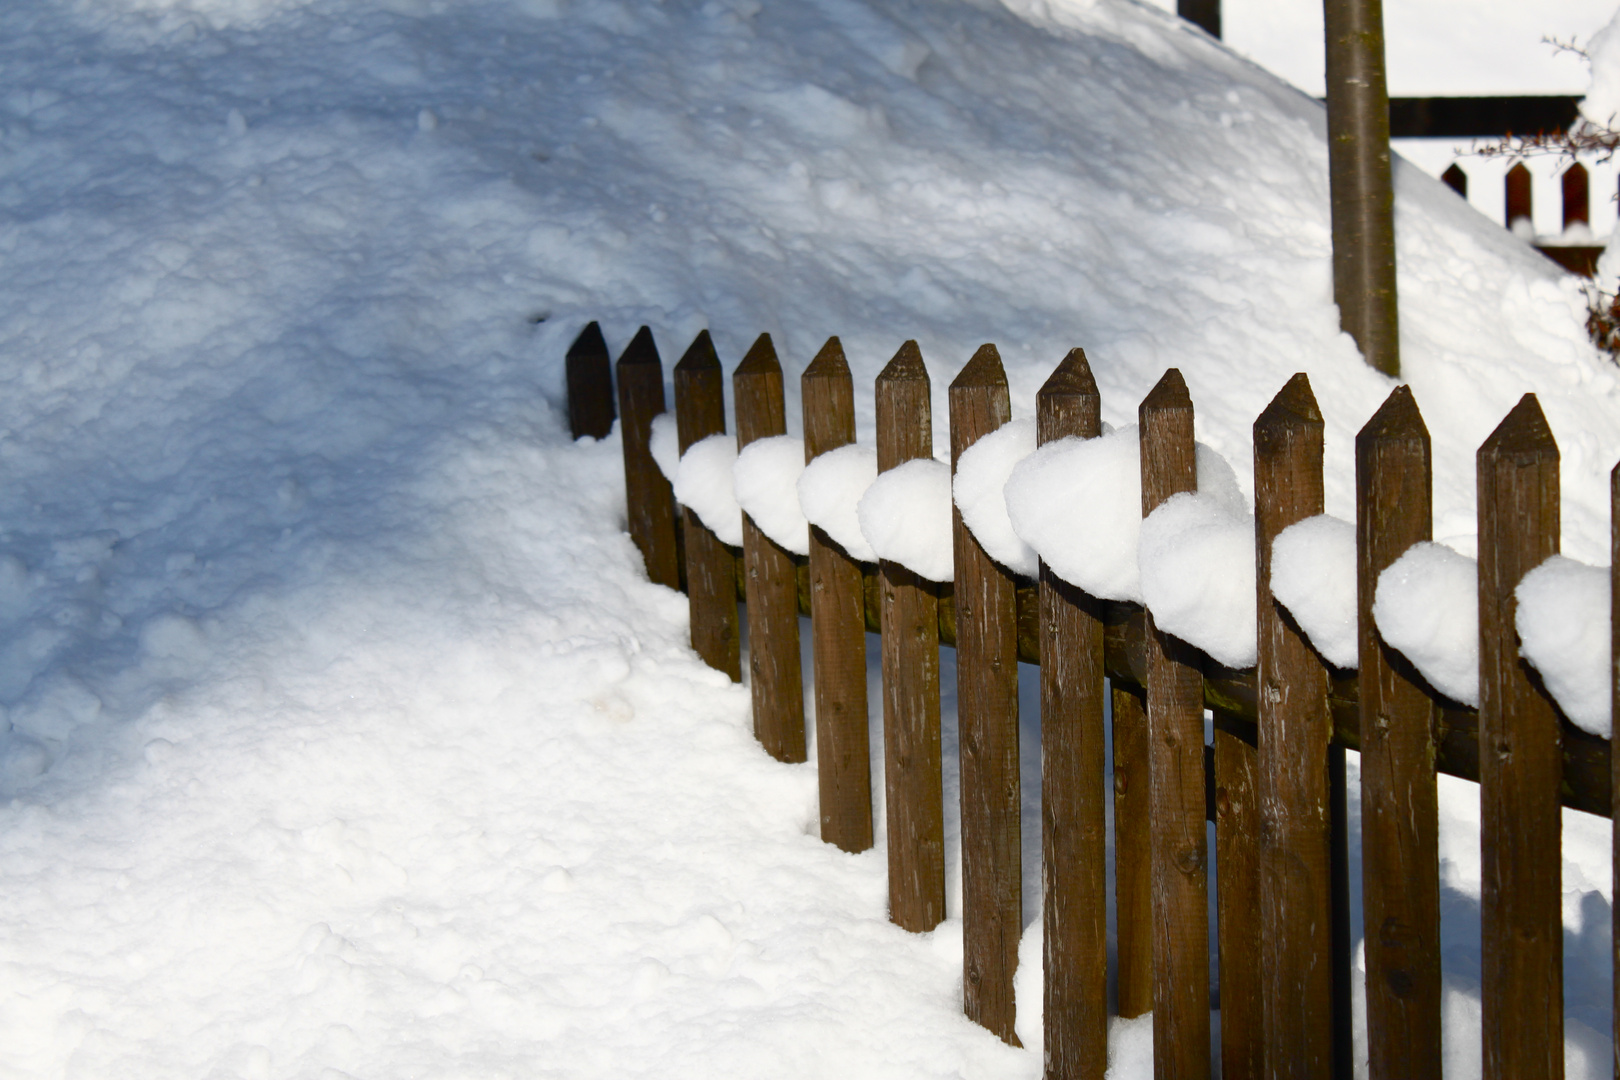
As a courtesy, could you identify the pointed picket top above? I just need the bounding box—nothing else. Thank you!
[1036,348,1100,444]
[950,343,1008,392]
[1039,347,1098,401]
[567,320,608,363]
[803,336,850,382]
[1479,393,1558,463]
[1257,372,1322,429]
[1357,384,1429,448]
[618,325,661,368]
[1139,367,1192,418]
[878,339,929,385]
[734,332,780,379]
[675,328,720,374]
[1255,373,1323,457]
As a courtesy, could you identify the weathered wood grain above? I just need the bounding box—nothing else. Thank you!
[801,336,872,849]
[877,340,945,931]
[951,344,1021,1046]
[1477,394,1562,1080]
[1356,385,1441,1079]
[673,329,740,682]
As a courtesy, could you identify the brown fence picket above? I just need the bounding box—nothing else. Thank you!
[673,330,741,682]
[615,326,681,590]
[1112,678,1155,1020]
[1477,395,1562,1080]
[1138,368,1210,1078]
[876,341,946,932]
[566,320,615,440]
[1253,374,1331,1077]
[950,344,1022,1046]
[734,334,806,763]
[1213,709,1261,1080]
[1356,385,1441,1078]
[800,336,872,849]
[1035,349,1106,1080]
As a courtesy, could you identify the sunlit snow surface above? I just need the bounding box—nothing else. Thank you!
[0,0,1616,1075]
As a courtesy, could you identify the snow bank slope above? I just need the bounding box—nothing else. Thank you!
[0,0,1615,1074]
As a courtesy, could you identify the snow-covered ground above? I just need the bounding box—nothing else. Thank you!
[0,0,1616,1076]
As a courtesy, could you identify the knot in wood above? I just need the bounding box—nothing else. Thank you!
[1174,845,1205,876]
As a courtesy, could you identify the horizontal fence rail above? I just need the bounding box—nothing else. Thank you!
[568,323,1616,1080]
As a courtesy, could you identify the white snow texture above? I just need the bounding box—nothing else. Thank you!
[733,435,810,556]
[674,434,744,546]
[954,418,1039,579]
[858,458,954,582]
[1138,490,1258,670]
[797,444,879,563]
[1270,514,1359,669]
[648,413,681,484]
[1517,555,1612,737]
[1005,425,1142,600]
[1373,542,1480,706]
[1,0,1619,1073]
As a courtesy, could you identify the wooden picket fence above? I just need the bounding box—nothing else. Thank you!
[565,321,1615,1080]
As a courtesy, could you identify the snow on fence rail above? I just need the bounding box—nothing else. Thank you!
[564,321,1616,1079]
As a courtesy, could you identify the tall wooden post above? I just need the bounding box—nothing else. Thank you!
[1254,375,1332,1078]
[1477,395,1562,1080]
[1356,386,1441,1077]
[801,337,873,850]
[734,334,806,763]
[951,344,1022,1046]
[1138,369,1210,1079]
[877,341,945,932]
[1036,349,1107,1080]
[674,330,740,682]
[1323,0,1399,376]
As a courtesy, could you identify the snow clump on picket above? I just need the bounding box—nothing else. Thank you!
[797,444,879,562]
[1138,488,1257,670]
[733,435,810,555]
[1372,541,1479,706]
[648,413,681,483]
[1270,514,1359,669]
[954,418,1038,578]
[858,458,953,582]
[673,433,744,546]
[1516,555,1611,737]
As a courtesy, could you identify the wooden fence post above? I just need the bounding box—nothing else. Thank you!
[1253,374,1331,1078]
[734,334,806,763]
[801,336,872,849]
[1356,385,1441,1078]
[674,330,741,682]
[566,321,615,440]
[1112,678,1154,1020]
[1138,368,1210,1078]
[1036,349,1107,1080]
[1213,707,1261,1080]
[1477,394,1562,1080]
[950,344,1022,1046]
[876,341,945,931]
[615,326,681,591]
